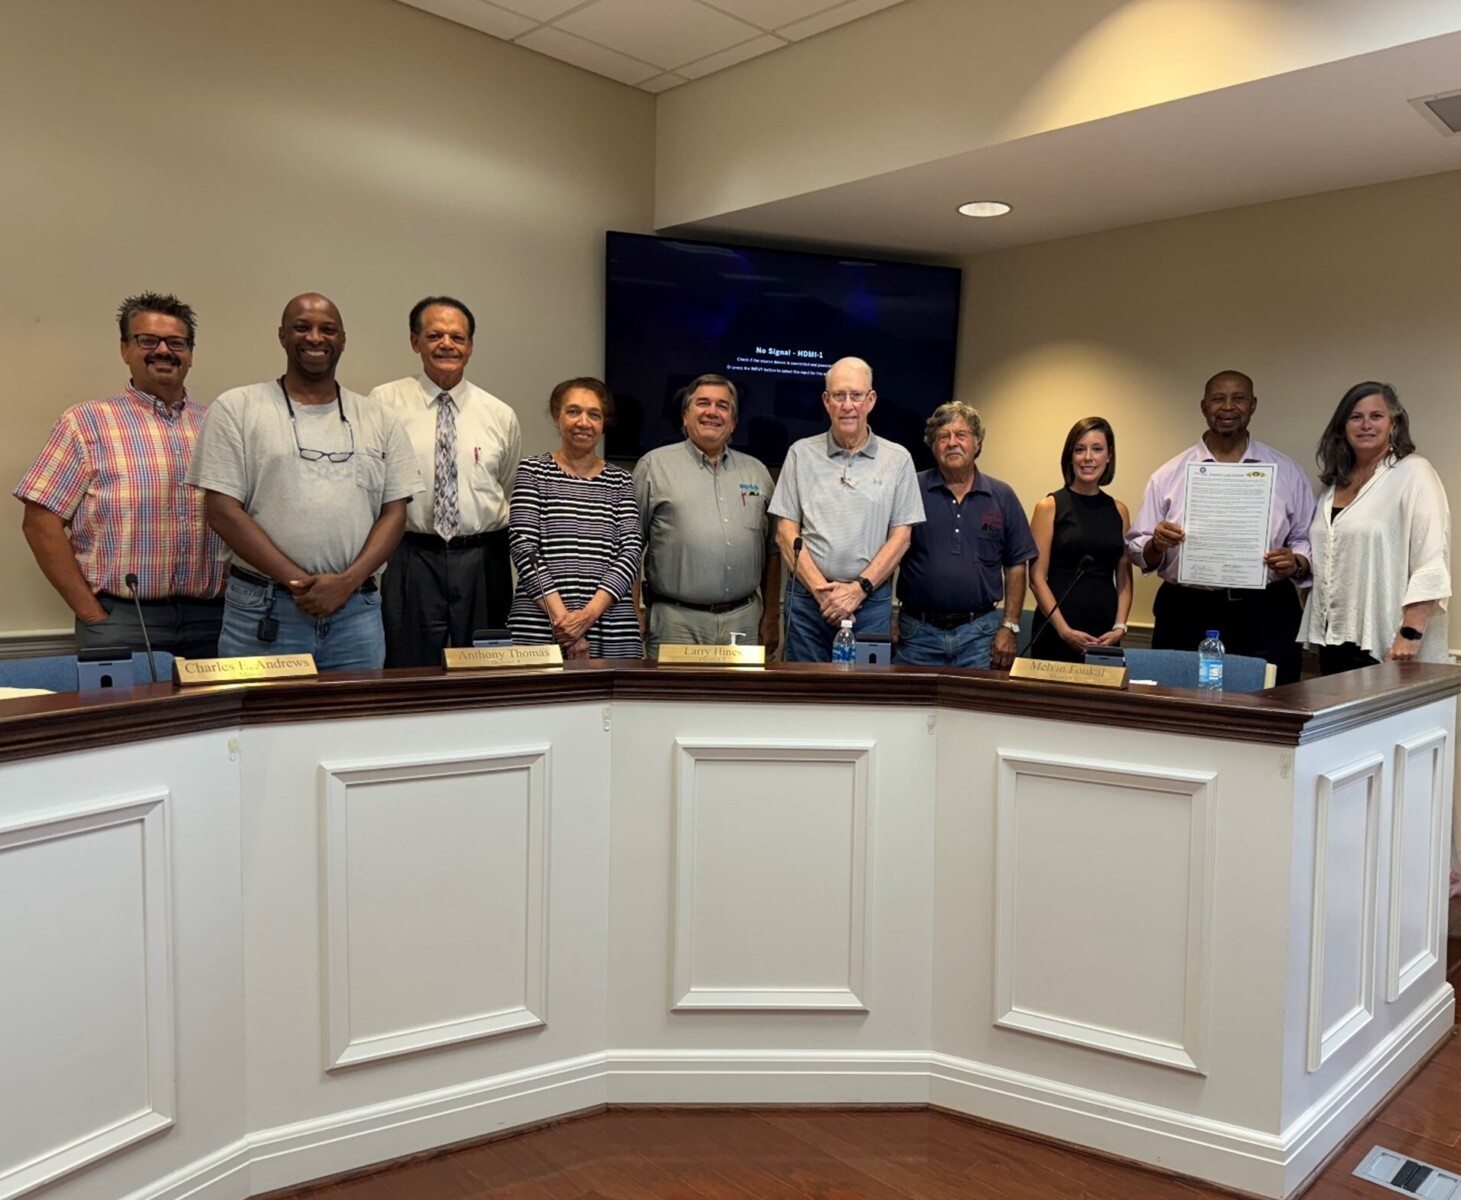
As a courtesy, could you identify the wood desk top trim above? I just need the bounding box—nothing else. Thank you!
[1,661,1456,764]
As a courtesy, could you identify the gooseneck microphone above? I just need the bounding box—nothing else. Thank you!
[1026,554,1095,658]
[124,573,159,683]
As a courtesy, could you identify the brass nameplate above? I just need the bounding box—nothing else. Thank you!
[658,644,766,666]
[173,655,318,685]
[443,645,564,670]
[1009,657,1129,689]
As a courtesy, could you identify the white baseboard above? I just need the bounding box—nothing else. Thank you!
[107,997,1457,1200]
[607,1049,932,1105]
[929,1052,1286,1196]
[1279,982,1456,1192]
[929,983,1456,1199]
[118,1140,251,1200]
[247,1052,607,1196]
[118,1054,607,1200]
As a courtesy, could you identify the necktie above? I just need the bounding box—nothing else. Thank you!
[433,392,460,541]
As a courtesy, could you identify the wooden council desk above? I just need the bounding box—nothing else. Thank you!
[1,662,1456,1200]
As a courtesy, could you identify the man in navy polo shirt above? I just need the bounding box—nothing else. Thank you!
[894,402,1036,669]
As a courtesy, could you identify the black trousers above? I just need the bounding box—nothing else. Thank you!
[382,529,512,668]
[1318,642,1380,676]
[76,594,223,662]
[1151,580,1304,684]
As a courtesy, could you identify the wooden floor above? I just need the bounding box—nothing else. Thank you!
[273,926,1461,1200]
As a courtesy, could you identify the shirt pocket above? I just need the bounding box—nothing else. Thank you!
[740,492,769,535]
[355,447,386,505]
[470,434,509,478]
[976,531,1005,565]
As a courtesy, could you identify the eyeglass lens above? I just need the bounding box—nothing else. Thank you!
[131,334,192,352]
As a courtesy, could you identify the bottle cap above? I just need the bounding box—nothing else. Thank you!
[1206,630,1219,638]
[840,619,853,629]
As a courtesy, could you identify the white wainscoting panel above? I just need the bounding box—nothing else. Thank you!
[1306,754,1382,1072]
[1386,729,1450,1003]
[320,748,550,1069]
[994,752,1215,1073]
[672,739,873,1010]
[0,793,175,1200]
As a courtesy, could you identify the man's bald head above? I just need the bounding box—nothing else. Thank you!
[281,292,342,327]
[279,293,346,382]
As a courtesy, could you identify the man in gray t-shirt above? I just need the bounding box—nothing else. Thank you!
[187,293,420,670]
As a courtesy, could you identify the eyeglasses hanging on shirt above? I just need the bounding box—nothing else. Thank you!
[278,376,355,463]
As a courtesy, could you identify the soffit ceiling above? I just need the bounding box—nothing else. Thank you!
[395,0,908,91]
[666,30,1461,257]
[395,0,1461,257]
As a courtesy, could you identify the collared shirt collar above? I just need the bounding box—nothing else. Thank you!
[1196,433,1257,462]
[417,372,470,408]
[823,427,879,460]
[126,382,188,419]
[925,467,988,496]
[681,435,735,471]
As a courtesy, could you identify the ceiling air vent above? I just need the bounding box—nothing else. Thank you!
[1410,88,1461,136]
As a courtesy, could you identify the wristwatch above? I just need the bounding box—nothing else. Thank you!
[1001,620,1020,635]
[856,575,874,596]
[1399,625,1423,641]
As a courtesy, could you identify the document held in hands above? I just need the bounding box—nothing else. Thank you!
[1177,462,1276,589]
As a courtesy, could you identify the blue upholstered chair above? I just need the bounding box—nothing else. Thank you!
[0,651,176,692]
[1090,647,1273,692]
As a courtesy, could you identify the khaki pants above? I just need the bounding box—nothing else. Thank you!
[646,597,763,658]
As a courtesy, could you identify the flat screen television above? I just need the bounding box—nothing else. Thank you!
[604,232,962,467]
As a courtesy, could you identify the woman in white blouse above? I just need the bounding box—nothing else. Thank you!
[1299,382,1451,675]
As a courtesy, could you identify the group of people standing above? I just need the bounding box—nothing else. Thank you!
[13,292,1450,683]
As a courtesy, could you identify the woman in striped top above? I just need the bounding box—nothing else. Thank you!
[508,378,644,659]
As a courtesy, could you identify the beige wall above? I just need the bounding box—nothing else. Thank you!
[959,167,1461,627]
[655,0,1461,228]
[0,0,654,637]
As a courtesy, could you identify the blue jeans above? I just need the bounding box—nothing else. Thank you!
[783,579,893,663]
[219,574,385,670]
[892,608,1002,668]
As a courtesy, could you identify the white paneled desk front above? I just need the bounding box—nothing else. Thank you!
[0,661,1455,1200]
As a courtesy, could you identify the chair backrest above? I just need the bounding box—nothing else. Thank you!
[1098,647,1270,693]
[0,651,175,692]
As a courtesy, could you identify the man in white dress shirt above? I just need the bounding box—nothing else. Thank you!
[371,297,522,666]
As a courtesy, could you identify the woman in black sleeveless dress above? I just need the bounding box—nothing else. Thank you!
[1028,417,1133,663]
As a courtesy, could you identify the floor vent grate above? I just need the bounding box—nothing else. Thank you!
[1354,1146,1461,1197]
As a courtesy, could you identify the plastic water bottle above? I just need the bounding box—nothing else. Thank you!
[1198,630,1225,691]
[832,619,856,665]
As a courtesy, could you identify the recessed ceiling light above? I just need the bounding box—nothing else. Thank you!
[958,201,1012,218]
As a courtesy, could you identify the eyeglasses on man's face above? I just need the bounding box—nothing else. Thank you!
[128,333,193,353]
[827,390,872,405]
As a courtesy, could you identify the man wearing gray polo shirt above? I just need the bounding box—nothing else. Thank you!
[769,357,924,662]
[634,374,779,658]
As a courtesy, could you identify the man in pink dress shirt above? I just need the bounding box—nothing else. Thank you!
[1126,370,1315,684]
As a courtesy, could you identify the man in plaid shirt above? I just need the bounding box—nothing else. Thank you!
[15,293,227,659]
